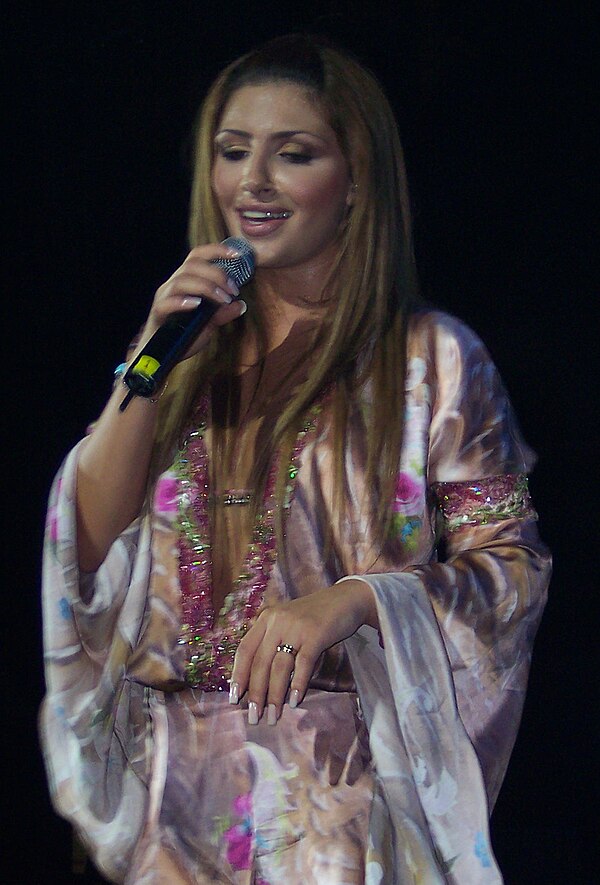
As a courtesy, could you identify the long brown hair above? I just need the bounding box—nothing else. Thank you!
[152,34,422,543]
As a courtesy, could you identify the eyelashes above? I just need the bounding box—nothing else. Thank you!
[217,148,247,162]
[280,153,312,165]
[216,147,313,165]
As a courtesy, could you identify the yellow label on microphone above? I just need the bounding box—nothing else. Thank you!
[132,355,160,377]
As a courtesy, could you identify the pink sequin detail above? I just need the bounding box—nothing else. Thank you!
[175,393,326,690]
[431,473,536,532]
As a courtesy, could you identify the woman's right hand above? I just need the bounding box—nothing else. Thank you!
[140,242,248,360]
[76,242,248,573]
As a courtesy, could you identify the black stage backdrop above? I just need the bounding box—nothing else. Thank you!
[4,2,596,882]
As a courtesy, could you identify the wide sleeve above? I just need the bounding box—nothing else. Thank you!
[415,314,551,800]
[39,440,153,882]
[344,313,551,883]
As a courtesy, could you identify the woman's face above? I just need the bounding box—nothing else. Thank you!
[212,82,354,273]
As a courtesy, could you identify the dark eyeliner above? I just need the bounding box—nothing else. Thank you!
[280,152,312,164]
[220,147,247,161]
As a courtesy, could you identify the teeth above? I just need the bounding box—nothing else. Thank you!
[242,210,291,220]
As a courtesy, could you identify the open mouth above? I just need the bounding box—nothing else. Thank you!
[240,210,292,220]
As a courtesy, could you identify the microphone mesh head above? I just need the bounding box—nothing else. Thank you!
[213,237,256,286]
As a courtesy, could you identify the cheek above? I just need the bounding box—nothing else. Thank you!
[211,164,236,207]
[292,170,350,215]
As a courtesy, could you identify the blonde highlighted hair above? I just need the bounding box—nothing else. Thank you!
[152,34,422,544]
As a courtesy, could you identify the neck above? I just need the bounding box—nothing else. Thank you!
[251,250,336,349]
[237,309,322,371]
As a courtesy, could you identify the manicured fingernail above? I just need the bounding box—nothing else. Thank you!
[248,702,259,725]
[237,300,247,316]
[226,248,241,258]
[289,689,301,709]
[267,704,277,726]
[215,286,233,303]
[181,296,202,308]
[229,682,239,705]
[226,278,240,296]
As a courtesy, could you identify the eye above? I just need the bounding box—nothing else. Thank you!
[217,146,248,162]
[279,152,313,165]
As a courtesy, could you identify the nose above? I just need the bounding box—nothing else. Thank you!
[242,152,275,200]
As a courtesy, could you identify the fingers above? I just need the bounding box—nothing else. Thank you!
[229,615,318,726]
[229,617,268,706]
[228,585,367,727]
[152,267,239,326]
[239,644,306,726]
[142,243,249,354]
[210,298,247,328]
[287,651,315,709]
[247,654,294,725]
[249,643,297,723]
[181,242,244,298]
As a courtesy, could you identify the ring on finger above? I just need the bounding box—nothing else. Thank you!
[276,643,297,657]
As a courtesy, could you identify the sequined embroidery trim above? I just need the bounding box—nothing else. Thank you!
[212,490,254,506]
[431,473,537,532]
[175,392,327,691]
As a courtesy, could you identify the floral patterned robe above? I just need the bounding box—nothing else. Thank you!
[40,310,551,883]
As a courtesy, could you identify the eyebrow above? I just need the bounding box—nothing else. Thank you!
[215,128,328,143]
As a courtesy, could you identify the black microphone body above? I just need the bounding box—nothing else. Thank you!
[122,237,255,401]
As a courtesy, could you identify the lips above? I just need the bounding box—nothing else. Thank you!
[235,207,293,239]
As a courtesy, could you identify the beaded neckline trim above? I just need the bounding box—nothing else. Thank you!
[212,491,254,506]
[175,392,327,690]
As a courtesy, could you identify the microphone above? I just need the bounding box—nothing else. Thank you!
[120,237,255,410]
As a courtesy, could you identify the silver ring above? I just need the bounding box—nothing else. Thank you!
[276,643,297,657]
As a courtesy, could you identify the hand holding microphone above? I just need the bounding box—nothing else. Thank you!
[120,237,255,411]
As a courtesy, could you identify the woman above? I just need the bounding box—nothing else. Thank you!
[40,35,551,884]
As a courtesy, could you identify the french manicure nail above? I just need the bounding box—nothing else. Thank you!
[289,689,301,709]
[228,682,239,705]
[248,702,259,725]
[181,296,202,308]
[215,286,233,303]
[237,300,247,316]
[267,704,277,726]
[226,278,240,297]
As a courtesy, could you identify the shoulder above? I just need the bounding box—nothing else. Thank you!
[408,311,536,476]
[406,308,498,382]
[405,308,514,420]
[408,308,490,357]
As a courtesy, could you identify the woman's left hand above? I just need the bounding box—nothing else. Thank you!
[229,579,378,724]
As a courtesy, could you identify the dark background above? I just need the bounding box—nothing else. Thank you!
[4,2,596,882]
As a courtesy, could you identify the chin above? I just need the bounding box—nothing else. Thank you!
[246,243,291,268]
